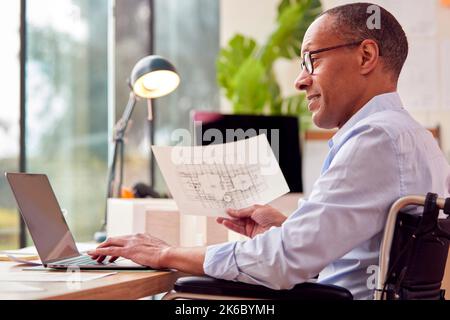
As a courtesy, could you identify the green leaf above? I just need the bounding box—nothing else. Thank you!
[230,57,271,114]
[217,34,258,100]
[262,0,322,64]
[267,70,283,115]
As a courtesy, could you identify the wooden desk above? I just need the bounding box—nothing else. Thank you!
[0,261,183,300]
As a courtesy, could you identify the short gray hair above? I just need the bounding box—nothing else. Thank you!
[320,2,408,79]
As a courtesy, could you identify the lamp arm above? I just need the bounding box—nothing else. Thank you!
[109,91,137,196]
[98,91,138,237]
[113,91,138,141]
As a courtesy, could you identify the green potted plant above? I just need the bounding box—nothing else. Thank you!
[217,0,322,130]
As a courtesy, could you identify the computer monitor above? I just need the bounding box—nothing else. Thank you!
[191,111,303,193]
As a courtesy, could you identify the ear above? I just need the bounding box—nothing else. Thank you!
[358,39,380,76]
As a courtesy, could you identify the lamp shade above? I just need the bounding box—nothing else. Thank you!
[130,55,180,99]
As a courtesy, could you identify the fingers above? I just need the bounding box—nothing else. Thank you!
[96,255,107,263]
[88,246,124,262]
[89,237,128,261]
[108,256,120,263]
[97,237,128,248]
[217,216,246,234]
[222,219,246,235]
[218,216,246,226]
[216,217,225,224]
[227,205,261,218]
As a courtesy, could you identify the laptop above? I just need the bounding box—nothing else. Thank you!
[6,172,151,270]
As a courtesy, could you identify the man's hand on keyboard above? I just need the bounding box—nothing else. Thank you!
[87,233,171,269]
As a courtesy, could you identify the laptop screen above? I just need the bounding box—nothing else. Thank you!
[6,173,79,263]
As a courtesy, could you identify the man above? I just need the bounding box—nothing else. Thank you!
[88,3,450,299]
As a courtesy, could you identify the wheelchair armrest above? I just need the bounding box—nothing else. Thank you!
[174,276,353,300]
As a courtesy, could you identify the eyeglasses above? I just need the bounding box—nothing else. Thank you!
[300,41,363,75]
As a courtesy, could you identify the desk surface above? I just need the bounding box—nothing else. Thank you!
[0,261,182,300]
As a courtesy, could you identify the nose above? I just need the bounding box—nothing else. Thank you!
[294,68,312,92]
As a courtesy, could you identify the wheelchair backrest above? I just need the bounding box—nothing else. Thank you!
[385,194,450,300]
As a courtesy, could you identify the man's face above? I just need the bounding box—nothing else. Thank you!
[295,15,363,129]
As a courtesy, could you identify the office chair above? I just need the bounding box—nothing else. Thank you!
[163,193,450,300]
[191,111,303,193]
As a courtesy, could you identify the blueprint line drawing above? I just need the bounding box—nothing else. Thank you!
[177,163,268,209]
[152,134,290,217]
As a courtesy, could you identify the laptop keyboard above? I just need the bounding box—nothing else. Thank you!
[55,255,103,265]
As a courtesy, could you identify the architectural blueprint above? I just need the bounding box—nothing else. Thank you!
[152,135,290,217]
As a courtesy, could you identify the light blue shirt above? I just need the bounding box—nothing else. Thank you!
[203,92,450,300]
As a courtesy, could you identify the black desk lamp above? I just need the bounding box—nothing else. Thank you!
[95,55,180,242]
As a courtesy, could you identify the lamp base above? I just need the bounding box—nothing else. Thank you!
[133,182,161,198]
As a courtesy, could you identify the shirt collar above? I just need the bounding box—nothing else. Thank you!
[329,92,404,148]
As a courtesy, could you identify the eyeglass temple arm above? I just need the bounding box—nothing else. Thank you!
[308,41,363,55]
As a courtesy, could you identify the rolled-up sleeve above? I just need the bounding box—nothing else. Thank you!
[203,125,400,290]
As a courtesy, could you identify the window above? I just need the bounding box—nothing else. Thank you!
[24,0,110,243]
[0,2,21,250]
[112,0,221,195]
[1,0,220,248]
[114,0,153,190]
[153,0,220,193]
